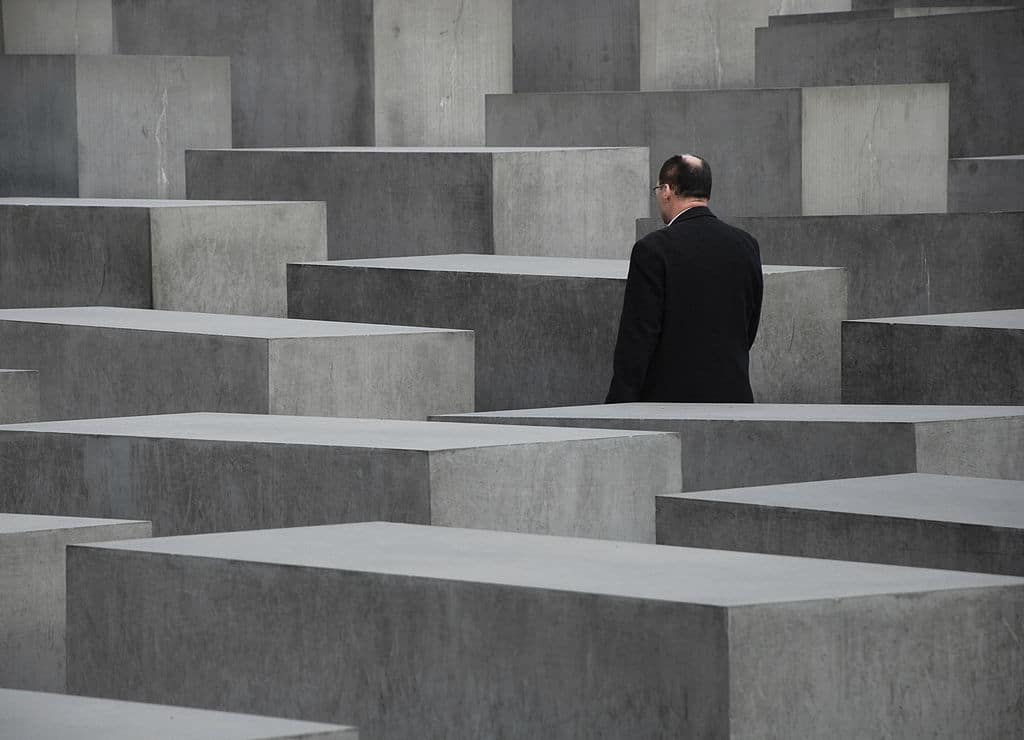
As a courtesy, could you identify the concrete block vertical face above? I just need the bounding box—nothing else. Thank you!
[914,417,1024,480]
[512,0,640,92]
[0,516,151,692]
[0,56,79,196]
[490,148,648,258]
[1,0,113,54]
[75,55,231,198]
[728,589,1024,737]
[374,0,513,145]
[801,84,949,215]
[266,332,475,420]
[0,369,40,423]
[149,203,328,317]
[949,156,1024,212]
[111,0,374,147]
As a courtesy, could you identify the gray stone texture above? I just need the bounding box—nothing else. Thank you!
[66,522,1024,739]
[288,255,846,410]
[0,689,357,739]
[949,156,1024,213]
[435,404,1024,488]
[755,9,1024,157]
[852,0,1023,8]
[637,212,1024,318]
[0,369,39,423]
[0,199,327,317]
[111,0,374,148]
[769,7,1019,24]
[0,307,473,420]
[0,513,150,691]
[486,84,948,216]
[0,54,230,198]
[843,310,1024,404]
[0,413,679,540]
[187,147,648,260]
[1,0,113,53]
[657,474,1024,575]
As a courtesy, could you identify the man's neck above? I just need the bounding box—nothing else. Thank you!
[666,199,708,225]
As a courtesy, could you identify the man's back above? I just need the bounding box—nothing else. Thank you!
[606,206,763,403]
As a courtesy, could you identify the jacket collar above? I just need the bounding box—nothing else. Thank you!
[668,205,715,225]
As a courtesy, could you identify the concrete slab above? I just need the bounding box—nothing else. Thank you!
[0,307,473,420]
[0,689,356,739]
[434,403,1024,488]
[186,147,648,260]
[843,309,1024,404]
[288,255,847,410]
[0,513,150,691]
[0,54,230,198]
[949,156,1024,212]
[0,369,39,423]
[637,212,1024,318]
[0,413,679,540]
[486,84,948,217]
[0,198,326,316]
[66,522,1024,738]
[658,474,1024,575]
[1,0,113,53]
[755,9,1024,157]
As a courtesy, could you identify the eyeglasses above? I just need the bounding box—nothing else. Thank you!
[651,184,666,195]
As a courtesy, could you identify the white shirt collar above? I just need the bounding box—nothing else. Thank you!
[667,204,702,226]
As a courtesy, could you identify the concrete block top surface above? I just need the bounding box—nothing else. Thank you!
[850,309,1024,329]
[73,522,1024,607]
[0,413,670,451]
[662,474,1024,530]
[303,254,834,279]
[439,402,1024,423]
[0,197,323,209]
[951,155,1024,161]
[0,513,150,535]
[0,688,356,739]
[0,307,464,339]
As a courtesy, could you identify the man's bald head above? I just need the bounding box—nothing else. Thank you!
[658,154,712,200]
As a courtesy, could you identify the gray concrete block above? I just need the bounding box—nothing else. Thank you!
[0,198,327,316]
[853,0,1023,9]
[949,156,1024,212]
[111,0,373,148]
[0,413,679,540]
[486,84,948,217]
[0,689,357,739]
[1,0,113,54]
[0,54,230,198]
[638,212,1024,318]
[0,513,150,691]
[434,403,1024,488]
[288,255,846,410]
[755,9,1024,157]
[187,147,648,260]
[0,369,39,423]
[657,474,1024,575]
[843,310,1024,404]
[769,6,1018,25]
[0,307,473,420]
[66,522,1024,738]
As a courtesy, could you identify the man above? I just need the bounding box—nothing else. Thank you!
[606,154,763,403]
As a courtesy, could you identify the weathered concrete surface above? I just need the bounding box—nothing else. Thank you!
[187,147,647,260]
[769,6,1018,24]
[288,255,846,410]
[852,0,1023,9]
[0,514,150,691]
[111,0,373,148]
[0,369,39,423]
[0,689,357,739]
[0,54,230,198]
[66,522,1024,739]
[755,9,1024,156]
[435,403,1024,488]
[843,309,1024,404]
[0,413,679,540]
[638,212,1024,318]
[1,0,113,53]
[0,307,473,420]
[0,198,326,316]
[949,156,1024,212]
[486,84,948,216]
[658,474,1024,575]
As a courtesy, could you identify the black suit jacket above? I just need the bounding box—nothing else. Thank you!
[606,207,763,403]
